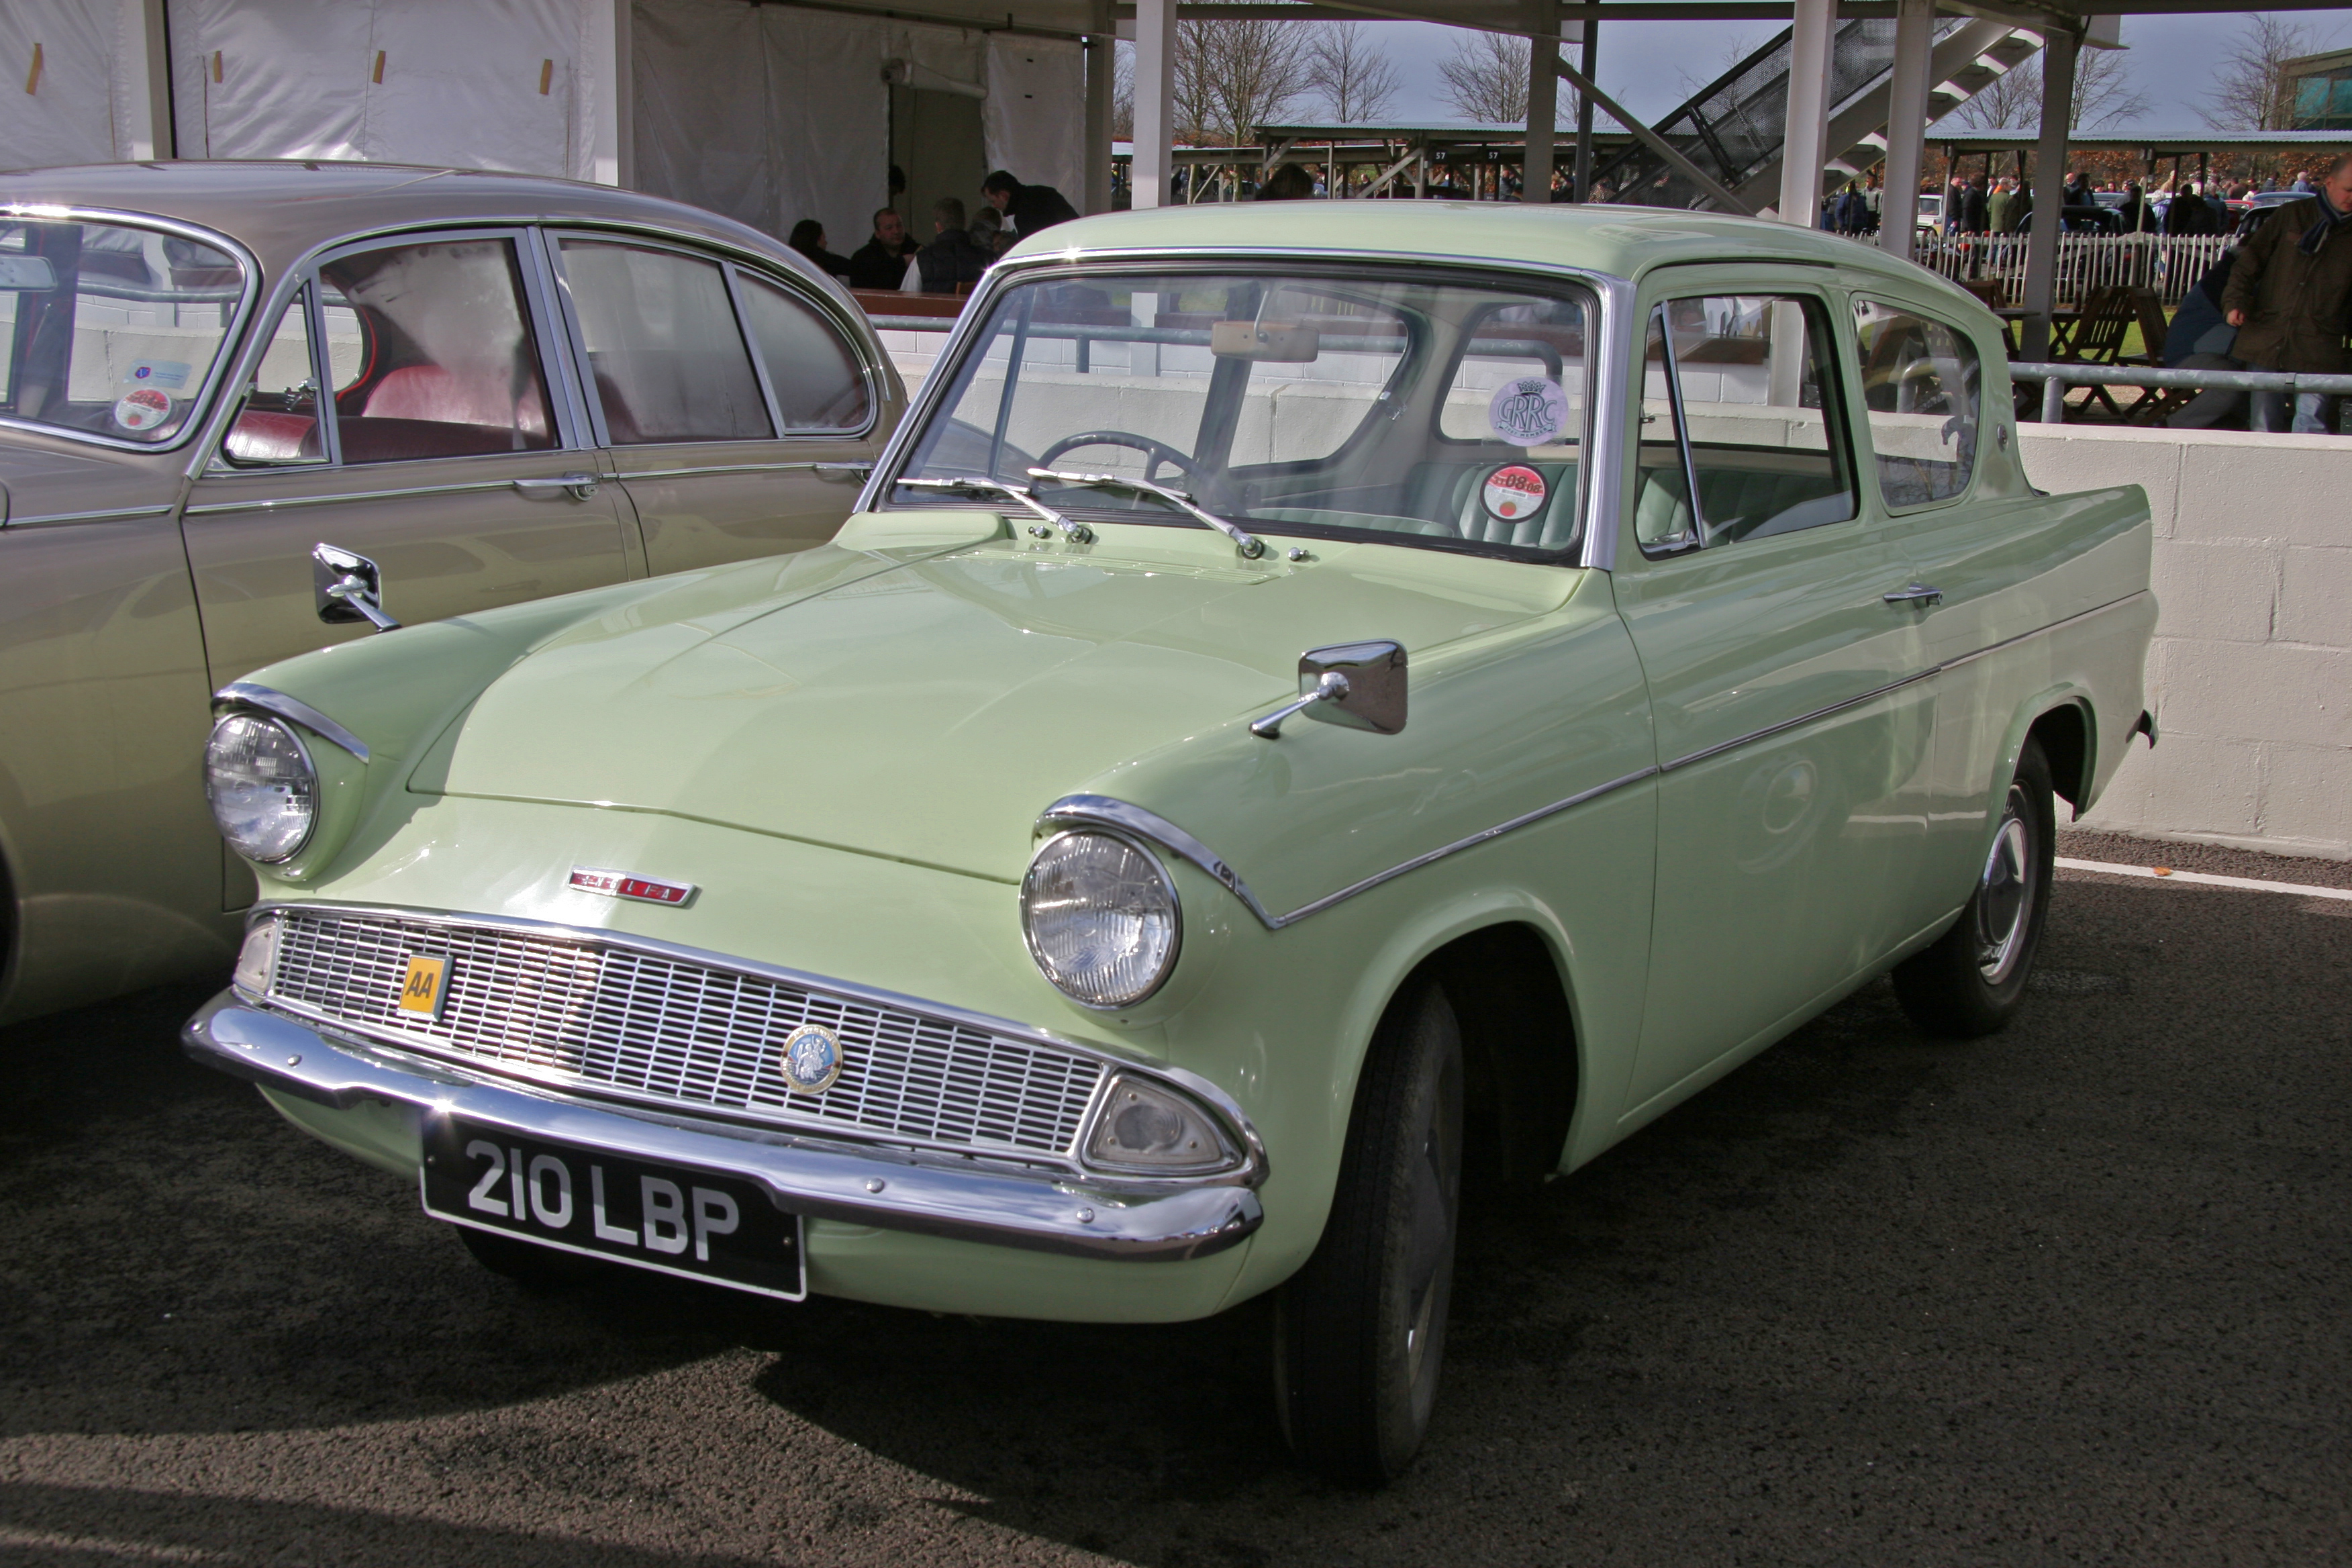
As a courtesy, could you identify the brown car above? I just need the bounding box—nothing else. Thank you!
[0,162,905,1024]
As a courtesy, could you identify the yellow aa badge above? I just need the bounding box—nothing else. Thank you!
[397,954,450,1020]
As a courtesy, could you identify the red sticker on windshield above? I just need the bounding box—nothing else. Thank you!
[1481,464,1547,522]
[113,387,173,431]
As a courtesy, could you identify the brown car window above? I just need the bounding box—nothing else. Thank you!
[734,272,870,431]
[558,239,771,444]
[220,289,326,466]
[317,237,556,465]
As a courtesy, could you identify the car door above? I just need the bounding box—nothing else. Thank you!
[181,228,636,685]
[544,232,891,577]
[1612,279,1939,1113]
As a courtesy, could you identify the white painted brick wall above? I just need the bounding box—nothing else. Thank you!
[2022,424,2351,860]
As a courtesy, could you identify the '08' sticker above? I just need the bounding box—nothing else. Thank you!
[113,387,173,432]
[1481,464,1548,523]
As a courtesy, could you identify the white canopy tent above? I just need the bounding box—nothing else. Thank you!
[0,0,1095,253]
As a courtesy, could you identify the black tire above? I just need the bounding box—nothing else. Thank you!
[1273,979,1463,1486]
[455,1224,612,1292]
[1894,736,2056,1038]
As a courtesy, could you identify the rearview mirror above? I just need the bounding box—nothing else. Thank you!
[1211,320,1318,362]
[1250,640,1406,738]
[312,542,400,632]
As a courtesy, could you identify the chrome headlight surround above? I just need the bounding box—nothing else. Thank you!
[1020,828,1182,1010]
[204,713,318,864]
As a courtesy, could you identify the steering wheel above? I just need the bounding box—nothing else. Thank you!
[1036,430,1242,514]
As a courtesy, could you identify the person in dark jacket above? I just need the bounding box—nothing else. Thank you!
[914,197,991,294]
[980,169,1079,238]
[2222,152,2352,432]
[845,207,919,291]
[1961,178,1990,234]
[787,220,852,281]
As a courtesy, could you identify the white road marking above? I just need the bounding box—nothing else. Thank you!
[2055,857,2352,902]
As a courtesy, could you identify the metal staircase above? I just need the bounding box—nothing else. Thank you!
[1587,16,2046,214]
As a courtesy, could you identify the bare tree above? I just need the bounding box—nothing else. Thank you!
[1174,18,1314,146]
[1437,31,1530,126]
[2208,13,2318,130]
[1949,44,2152,133]
[1307,23,1402,124]
[1113,40,1133,142]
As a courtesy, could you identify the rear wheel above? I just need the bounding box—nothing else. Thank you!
[1894,738,2055,1038]
[1273,979,1463,1485]
[456,1224,611,1292]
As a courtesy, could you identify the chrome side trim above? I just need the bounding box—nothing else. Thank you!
[184,994,1262,1263]
[614,460,854,481]
[212,683,370,763]
[184,475,516,515]
[238,897,1267,1185]
[3,503,177,528]
[1050,592,2151,932]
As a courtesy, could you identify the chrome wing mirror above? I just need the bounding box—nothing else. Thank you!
[311,542,401,632]
[1250,640,1406,740]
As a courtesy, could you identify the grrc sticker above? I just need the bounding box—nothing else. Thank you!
[113,387,173,432]
[1487,376,1570,447]
[1481,464,1548,522]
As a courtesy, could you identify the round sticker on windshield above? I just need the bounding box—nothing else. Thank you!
[1487,375,1570,447]
[1481,464,1547,522]
[113,387,173,432]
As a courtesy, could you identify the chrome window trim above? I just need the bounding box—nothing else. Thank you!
[212,682,369,762]
[0,203,261,456]
[1046,591,2151,933]
[609,459,856,481]
[243,897,1267,1186]
[856,244,1627,568]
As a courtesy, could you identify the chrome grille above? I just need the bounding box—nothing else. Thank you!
[266,908,1104,1158]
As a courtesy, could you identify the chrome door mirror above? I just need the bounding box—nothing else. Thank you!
[311,542,401,632]
[1251,640,1406,739]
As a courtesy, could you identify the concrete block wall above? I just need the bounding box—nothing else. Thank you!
[2020,424,2347,861]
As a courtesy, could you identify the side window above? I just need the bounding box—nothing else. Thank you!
[735,273,872,431]
[1853,299,1979,507]
[319,237,556,465]
[221,289,325,466]
[1636,293,1857,554]
[557,239,770,444]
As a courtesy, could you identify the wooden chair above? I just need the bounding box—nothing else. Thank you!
[2059,287,2162,420]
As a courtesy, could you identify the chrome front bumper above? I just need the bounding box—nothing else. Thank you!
[184,991,1263,1263]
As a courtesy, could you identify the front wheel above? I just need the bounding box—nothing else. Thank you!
[1894,737,2056,1037]
[1273,979,1463,1485]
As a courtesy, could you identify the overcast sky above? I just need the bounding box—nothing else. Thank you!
[1338,10,2352,132]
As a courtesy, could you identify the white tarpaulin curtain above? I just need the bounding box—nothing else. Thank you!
[166,0,590,176]
[0,1,134,168]
[983,36,1083,205]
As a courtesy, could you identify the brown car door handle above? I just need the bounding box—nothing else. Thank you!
[513,473,599,501]
[1883,584,1943,607]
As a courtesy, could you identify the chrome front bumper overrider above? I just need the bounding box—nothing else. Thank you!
[184,992,1263,1263]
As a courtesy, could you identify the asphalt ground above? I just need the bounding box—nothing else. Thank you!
[1,832,2345,1567]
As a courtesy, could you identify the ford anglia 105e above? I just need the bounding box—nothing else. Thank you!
[186,205,2155,1483]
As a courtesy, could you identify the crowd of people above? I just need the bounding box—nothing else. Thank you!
[786,167,1078,296]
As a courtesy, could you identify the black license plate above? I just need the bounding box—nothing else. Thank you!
[422,1115,804,1300]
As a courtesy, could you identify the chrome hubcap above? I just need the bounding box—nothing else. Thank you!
[1975,788,2034,983]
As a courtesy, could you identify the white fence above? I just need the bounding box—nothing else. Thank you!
[1903,232,2233,307]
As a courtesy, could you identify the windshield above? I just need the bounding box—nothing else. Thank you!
[0,218,245,446]
[888,268,1594,559]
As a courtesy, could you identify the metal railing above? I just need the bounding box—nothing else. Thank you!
[2008,360,2352,425]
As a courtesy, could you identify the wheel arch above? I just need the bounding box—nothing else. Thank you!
[1986,687,2098,831]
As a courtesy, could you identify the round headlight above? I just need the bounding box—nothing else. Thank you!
[205,714,317,863]
[1020,831,1180,1009]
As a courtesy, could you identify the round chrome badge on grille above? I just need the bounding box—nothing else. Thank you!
[779,1023,843,1095]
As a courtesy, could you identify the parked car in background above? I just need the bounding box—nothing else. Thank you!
[2233,188,2310,239]
[0,162,904,1026]
[187,204,2155,1484]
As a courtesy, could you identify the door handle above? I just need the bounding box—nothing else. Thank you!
[1883,584,1943,607]
[513,473,599,501]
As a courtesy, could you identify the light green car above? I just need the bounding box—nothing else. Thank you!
[186,205,2155,1484]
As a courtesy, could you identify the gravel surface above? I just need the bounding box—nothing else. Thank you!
[2,846,2346,1566]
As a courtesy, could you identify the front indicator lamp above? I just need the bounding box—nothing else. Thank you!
[1083,1073,1240,1176]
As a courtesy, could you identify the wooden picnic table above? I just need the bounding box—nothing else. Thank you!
[1995,307,2083,358]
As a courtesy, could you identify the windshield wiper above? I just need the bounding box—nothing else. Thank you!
[895,475,1094,542]
[1025,467,1265,560]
